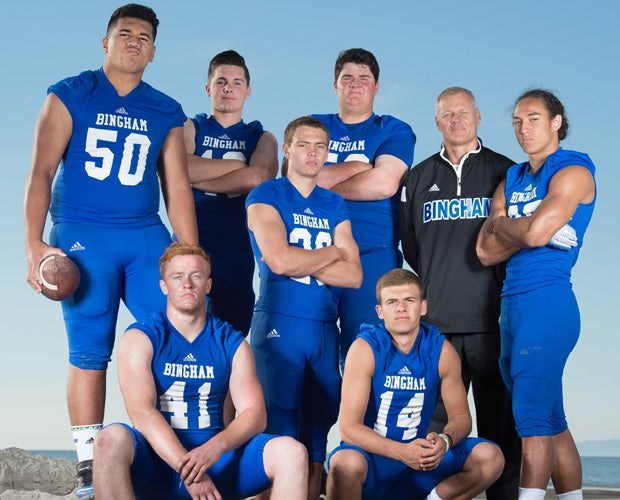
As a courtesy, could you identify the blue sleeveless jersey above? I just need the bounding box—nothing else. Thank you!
[128,312,244,450]
[359,322,444,443]
[246,177,349,321]
[313,113,415,252]
[49,68,186,227]
[503,148,596,296]
[191,114,264,244]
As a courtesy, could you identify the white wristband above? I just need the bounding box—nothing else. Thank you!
[438,433,450,452]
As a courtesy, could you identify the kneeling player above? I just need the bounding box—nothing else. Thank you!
[93,243,307,499]
[327,269,504,500]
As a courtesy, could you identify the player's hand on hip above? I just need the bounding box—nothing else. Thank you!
[547,223,578,251]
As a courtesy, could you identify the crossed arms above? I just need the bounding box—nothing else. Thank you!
[476,165,595,266]
[246,202,362,288]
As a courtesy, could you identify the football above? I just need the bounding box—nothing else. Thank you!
[38,254,81,301]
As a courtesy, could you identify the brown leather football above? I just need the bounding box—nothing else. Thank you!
[39,254,80,301]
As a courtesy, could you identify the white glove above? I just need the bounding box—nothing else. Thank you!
[547,224,578,251]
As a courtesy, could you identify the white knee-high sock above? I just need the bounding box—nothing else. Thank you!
[519,487,546,500]
[426,487,442,500]
[71,424,103,462]
[557,490,583,500]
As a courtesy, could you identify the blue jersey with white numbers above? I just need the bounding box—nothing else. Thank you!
[359,322,443,443]
[128,312,244,450]
[313,113,415,252]
[246,177,349,321]
[49,68,186,227]
[191,114,264,243]
[503,148,596,296]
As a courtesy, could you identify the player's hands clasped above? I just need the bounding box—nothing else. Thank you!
[547,224,578,251]
[401,433,447,471]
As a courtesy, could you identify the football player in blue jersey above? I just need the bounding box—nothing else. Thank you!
[183,50,278,336]
[310,48,416,367]
[477,90,596,500]
[327,269,504,500]
[246,116,362,499]
[93,243,307,499]
[400,87,521,499]
[23,5,198,497]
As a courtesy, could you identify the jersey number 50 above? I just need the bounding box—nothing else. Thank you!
[84,127,151,186]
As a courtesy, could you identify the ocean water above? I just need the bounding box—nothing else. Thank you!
[29,451,620,488]
[581,456,620,487]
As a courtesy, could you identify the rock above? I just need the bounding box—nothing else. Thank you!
[0,448,75,499]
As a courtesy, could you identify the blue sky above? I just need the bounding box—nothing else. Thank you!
[1,0,618,450]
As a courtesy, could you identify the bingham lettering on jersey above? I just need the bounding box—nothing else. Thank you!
[95,113,148,131]
[202,136,247,150]
[384,375,426,391]
[163,363,214,379]
[329,139,365,153]
[423,197,491,223]
[509,187,538,204]
[293,213,331,230]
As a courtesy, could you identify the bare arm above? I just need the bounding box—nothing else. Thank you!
[492,166,594,248]
[312,220,362,288]
[118,329,190,472]
[192,131,278,194]
[316,160,373,189]
[157,127,198,245]
[324,154,408,201]
[24,94,73,292]
[247,202,343,278]
[477,166,595,266]
[476,180,520,266]
[183,119,246,184]
[417,341,473,471]
[178,341,266,484]
[436,341,472,447]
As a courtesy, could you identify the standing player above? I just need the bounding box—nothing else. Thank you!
[400,87,520,499]
[23,5,198,498]
[327,269,504,499]
[311,48,416,364]
[184,50,278,335]
[246,116,362,499]
[93,243,308,499]
[477,89,596,500]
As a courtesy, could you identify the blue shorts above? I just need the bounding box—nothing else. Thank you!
[328,437,486,500]
[500,285,580,437]
[250,311,341,462]
[337,247,402,365]
[50,222,171,369]
[117,423,273,499]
